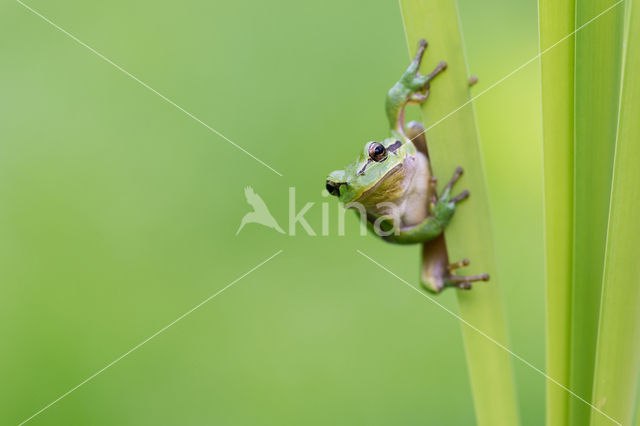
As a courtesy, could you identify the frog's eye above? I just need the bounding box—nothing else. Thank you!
[368,142,388,162]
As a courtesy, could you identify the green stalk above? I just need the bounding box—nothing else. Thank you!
[399,1,519,425]
[590,2,640,424]
[636,387,640,426]
[537,0,575,424]
[570,1,624,425]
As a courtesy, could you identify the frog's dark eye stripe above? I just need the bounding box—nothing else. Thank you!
[357,159,372,175]
[387,140,402,153]
[368,142,387,162]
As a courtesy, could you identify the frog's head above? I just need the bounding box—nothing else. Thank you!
[326,139,412,207]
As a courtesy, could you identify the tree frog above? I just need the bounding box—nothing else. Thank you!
[325,39,489,293]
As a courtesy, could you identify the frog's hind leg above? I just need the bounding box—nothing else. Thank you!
[420,234,450,294]
[421,240,490,292]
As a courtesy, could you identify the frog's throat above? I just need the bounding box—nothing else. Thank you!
[351,163,404,203]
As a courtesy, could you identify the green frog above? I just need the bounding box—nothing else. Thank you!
[325,39,489,293]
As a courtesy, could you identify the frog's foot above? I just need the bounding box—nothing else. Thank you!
[422,267,489,292]
[412,38,429,67]
[407,61,447,103]
[447,272,490,290]
[387,40,447,136]
[440,166,469,205]
[443,166,463,194]
[402,39,447,94]
[445,257,489,289]
[451,190,469,204]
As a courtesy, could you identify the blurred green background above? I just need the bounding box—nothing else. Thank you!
[0,0,544,424]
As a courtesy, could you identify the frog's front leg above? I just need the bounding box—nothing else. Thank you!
[386,39,447,138]
[406,62,447,105]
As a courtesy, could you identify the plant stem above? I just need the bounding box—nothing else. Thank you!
[589,2,640,424]
[570,0,624,424]
[537,0,575,424]
[399,1,519,425]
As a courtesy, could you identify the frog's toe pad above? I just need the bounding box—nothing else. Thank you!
[458,281,472,290]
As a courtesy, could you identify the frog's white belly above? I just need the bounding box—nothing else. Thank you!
[398,153,430,227]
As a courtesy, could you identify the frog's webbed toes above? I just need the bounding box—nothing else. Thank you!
[446,166,463,187]
[405,39,428,76]
[437,166,469,207]
[423,256,489,293]
[432,61,448,76]
[405,39,446,91]
[416,39,428,58]
[440,166,464,200]
[448,272,490,290]
[410,61,447,92]
[451,273,490,282]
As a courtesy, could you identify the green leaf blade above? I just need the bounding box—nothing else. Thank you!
[571,1,624,425]
[590,2,640,424]
[399,1,519,425]
[538,0,575,424]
